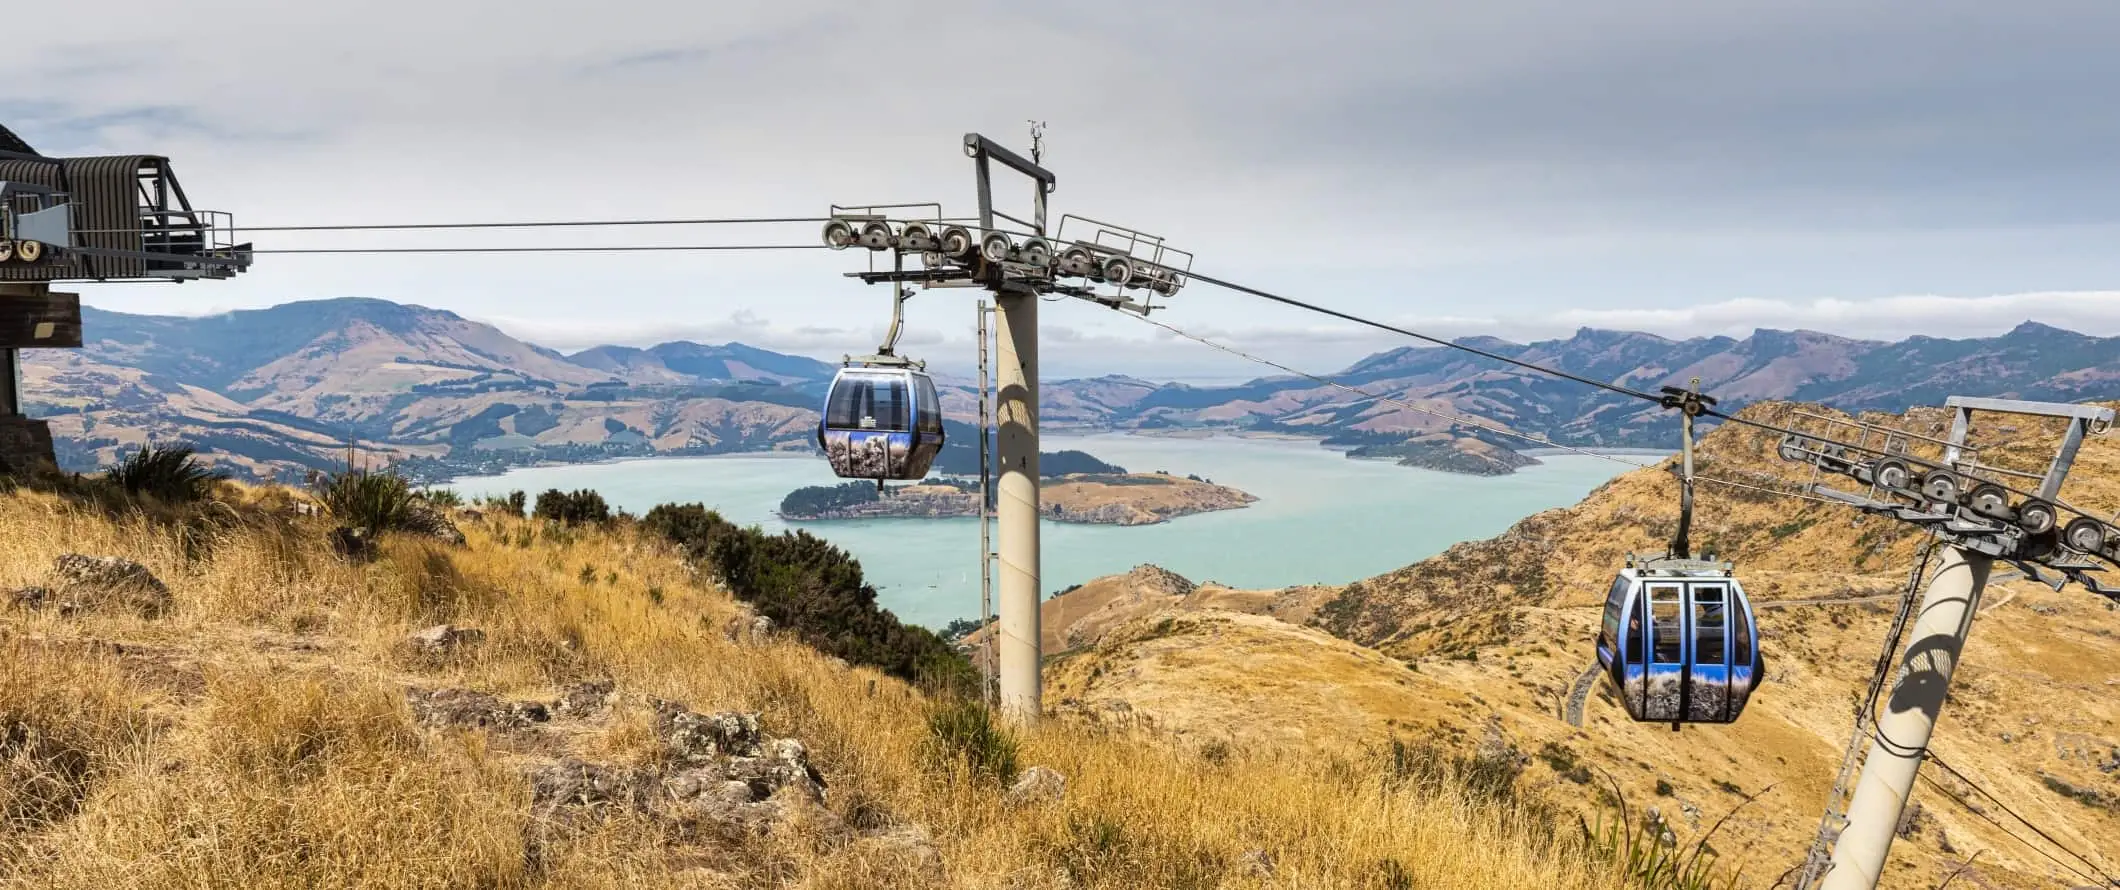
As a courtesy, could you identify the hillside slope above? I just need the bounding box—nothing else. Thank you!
[0,481,1660,889]
[1035,401,2120,889]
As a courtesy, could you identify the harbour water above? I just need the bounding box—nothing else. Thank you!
[450,433,1638,629]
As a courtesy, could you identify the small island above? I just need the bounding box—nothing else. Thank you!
[779,473,1258,526]
[1325,429,1542,476]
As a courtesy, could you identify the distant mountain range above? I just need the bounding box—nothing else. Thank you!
[19,297,2120,482]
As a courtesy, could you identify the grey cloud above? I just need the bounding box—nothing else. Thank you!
[12,1,2120,378]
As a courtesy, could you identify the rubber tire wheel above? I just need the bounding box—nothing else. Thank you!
[1968,483,2010,518]
[2018,500,2058,536]
[2064,517,2107,555]
[1874,458,1912,491]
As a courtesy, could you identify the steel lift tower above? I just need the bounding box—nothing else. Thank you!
[0,122,251,472]
[823,131,1191,724]
[1778,397,2119,889]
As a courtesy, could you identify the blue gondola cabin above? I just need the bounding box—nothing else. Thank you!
[1596,555,1764,726]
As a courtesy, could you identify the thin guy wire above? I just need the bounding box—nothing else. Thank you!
[1924,751,2120,886]
[1916,769,2110,887]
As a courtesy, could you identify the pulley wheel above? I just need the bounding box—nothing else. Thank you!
[1018,237,1053,269]
[2064,517,2108,555]
[858,221,894,251]
[821,220,856,250]
[939,226,976,259]
[1967,482,2010,518]
[979,231,1014,264]
[0,241,13,263]
[898,222,935,252]
[1056,247,1093,277]
[14,240,40,263]
[1101,255,1133,286]
[1777,435,1808,463]
[1920,469,1960,505]
[2017,499,2057,535]
[1873,458,1912,491]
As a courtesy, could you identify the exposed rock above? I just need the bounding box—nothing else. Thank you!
[328,526,376,560]
[51,554,172,617]
[1005,765,1067,807]
[407,623,484,655]
[725,738,827,804]
[406,687,551,731]
[530,757,654,819]
[858,824,946,881]
[653,699,763,763]
[7,586,50,610]
[751,615,775,639]
[553,680,616,718]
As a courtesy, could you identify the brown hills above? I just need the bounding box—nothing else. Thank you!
[1023,400,2120,889]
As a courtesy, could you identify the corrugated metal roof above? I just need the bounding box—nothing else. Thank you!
[0,123,37,157]
[0,155,155,281]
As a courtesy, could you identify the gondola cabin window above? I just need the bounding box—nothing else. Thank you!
[915,374,942,437]
[1649,584,1684,663]
[1599,575,1627,655]
[1693,585,1728,664]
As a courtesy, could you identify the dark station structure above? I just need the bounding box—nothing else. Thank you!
[0,122,251,472]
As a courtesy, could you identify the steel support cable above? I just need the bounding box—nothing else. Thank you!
[1918,754,2119,887]
[72,215,833,235]
[246,244,829,255]
[1168,267,1670,406]
[1128,311,1842,507]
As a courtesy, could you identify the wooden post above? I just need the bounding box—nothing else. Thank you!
[0,282,81,471]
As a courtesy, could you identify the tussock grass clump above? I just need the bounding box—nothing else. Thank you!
[104,444,226,505]
[314,469,451,539]
[923,699,1020,786]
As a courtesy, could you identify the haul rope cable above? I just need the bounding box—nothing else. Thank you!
[248,244,828,254]
[71,215,835,235]
[1127,311,1842,507]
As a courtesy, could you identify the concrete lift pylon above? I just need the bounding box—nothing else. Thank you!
[1783,396,2118,890]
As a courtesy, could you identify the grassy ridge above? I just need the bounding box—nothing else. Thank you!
[0,464,1687,888]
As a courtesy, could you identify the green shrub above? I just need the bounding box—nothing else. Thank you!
[105,443,225,504]
[418,487,463,508]
[642,502,973,689]
[534,488,611,525]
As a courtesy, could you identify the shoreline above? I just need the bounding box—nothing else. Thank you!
[433,430,1665,489]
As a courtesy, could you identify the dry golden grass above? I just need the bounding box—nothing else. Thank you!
[0,485,1656,889]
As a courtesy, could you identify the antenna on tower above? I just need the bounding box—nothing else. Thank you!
[1027,120,1046,164]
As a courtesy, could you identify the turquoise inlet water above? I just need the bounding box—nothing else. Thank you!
[449,434,1637,630]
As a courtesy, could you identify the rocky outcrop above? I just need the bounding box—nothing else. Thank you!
[35,554,174,617]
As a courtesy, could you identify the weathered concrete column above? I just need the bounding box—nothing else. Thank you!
[994,289,1041,725]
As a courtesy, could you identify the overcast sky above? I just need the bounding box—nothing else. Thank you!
[10,1,2120,380]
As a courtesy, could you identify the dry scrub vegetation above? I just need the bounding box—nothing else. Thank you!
[0,479,1672,889]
